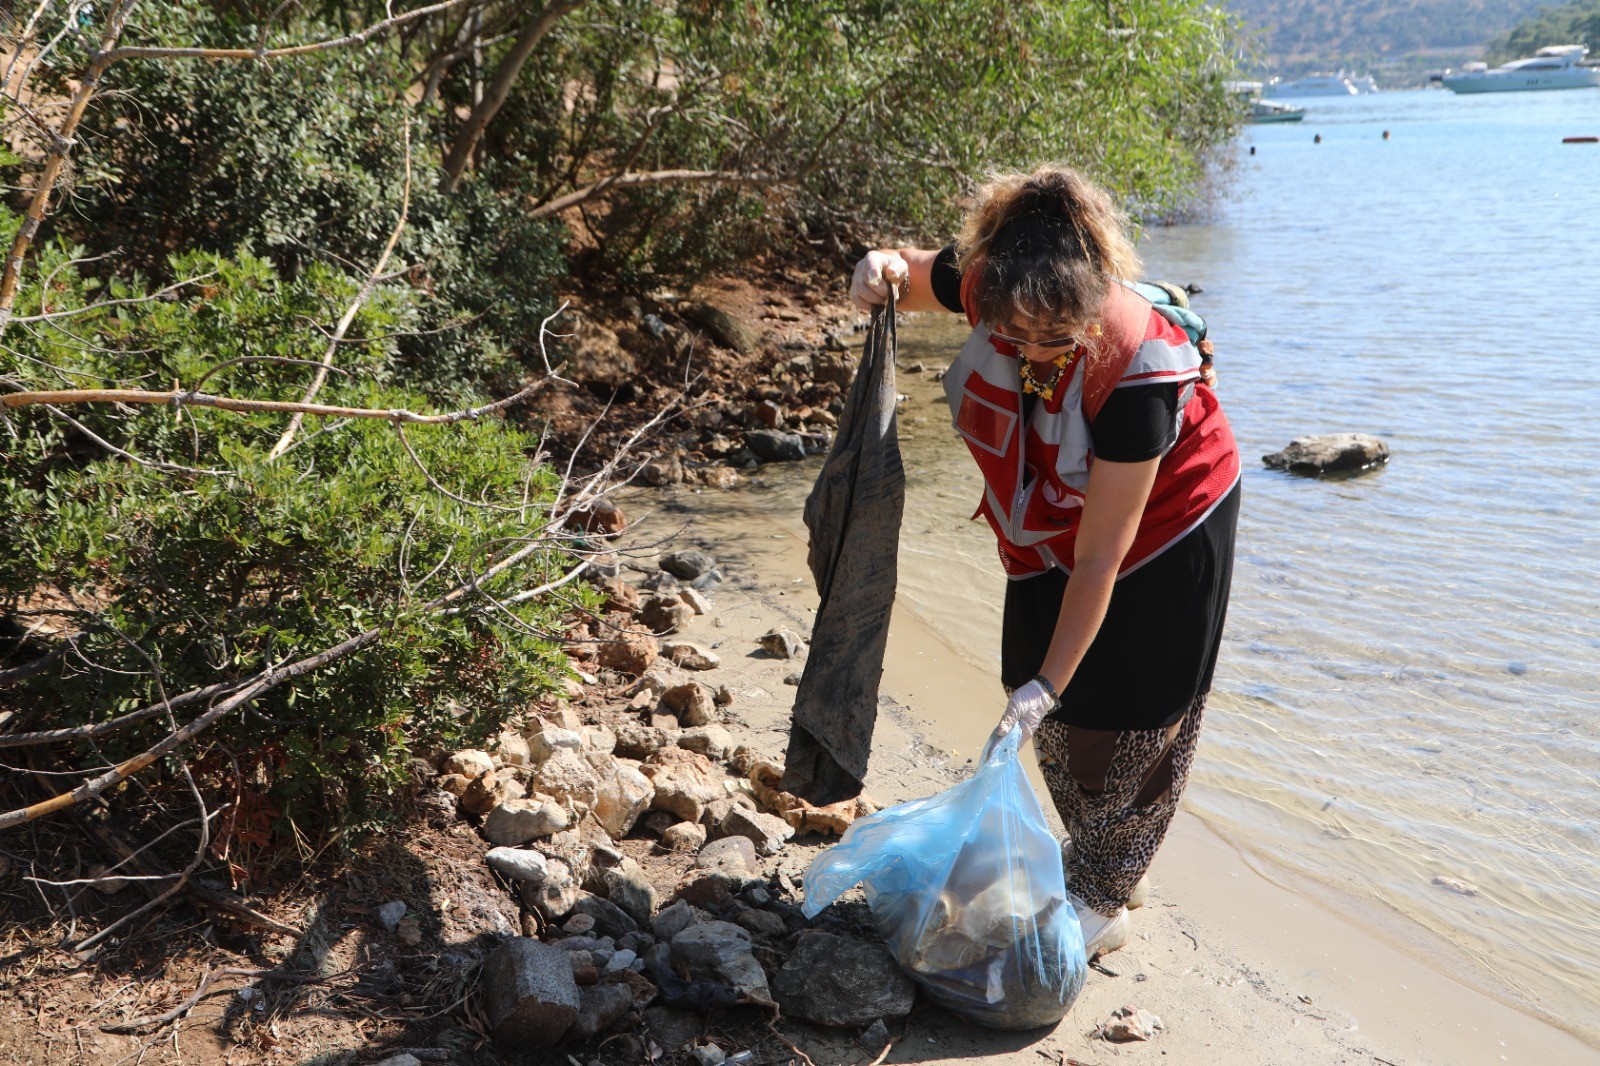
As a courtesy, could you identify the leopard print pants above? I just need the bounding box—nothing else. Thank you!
[1033,692,1207,917]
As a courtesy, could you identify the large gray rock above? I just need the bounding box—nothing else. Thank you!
[485,797,569,847]
[1263,433,1390,476]
[678,725,733,759]
[485,846,550,883]
[670,921,772,1005]
[528,748,600,815]
[571,892,639,940]
[720,808,793,856]
[482,937,581,1047]
[566,982,635,1043]
[603,857,659,925]
[527,725,585,763]
[614,722,674,760]
[695,836,758,878]
[662,642,720,671]
[591,755,654,838]
[770,932,915,1027]
[659,549,718,580]
[746,430,806,463]
[641,748,724,823]
[651,899,700,941]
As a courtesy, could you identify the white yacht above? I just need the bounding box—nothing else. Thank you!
[1441,45,1600,93]
[1264,71,1378,97]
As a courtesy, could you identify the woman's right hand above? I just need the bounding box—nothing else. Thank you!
[850,250,908,311]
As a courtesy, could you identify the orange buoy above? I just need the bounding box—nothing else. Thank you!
[1562,136,1598,144]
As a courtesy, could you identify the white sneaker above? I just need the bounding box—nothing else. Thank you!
[1071,895,1131,959]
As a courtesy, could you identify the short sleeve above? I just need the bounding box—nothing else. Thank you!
[930,244,964,314]
[1090,382,1184,462]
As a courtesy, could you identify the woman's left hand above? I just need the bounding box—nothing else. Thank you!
[997,678,1057,743]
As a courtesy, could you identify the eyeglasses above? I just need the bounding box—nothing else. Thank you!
[987,327,1081,350]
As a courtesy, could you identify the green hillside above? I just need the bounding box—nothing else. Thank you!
[1224,0,1555,82]
[1488,0,1600,64]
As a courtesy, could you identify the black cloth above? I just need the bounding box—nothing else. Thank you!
[931,243,964,314]
[1000,481,1240,731]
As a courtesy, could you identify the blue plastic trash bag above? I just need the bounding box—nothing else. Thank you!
[800,729,1086,1029]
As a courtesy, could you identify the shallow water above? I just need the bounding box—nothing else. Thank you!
[734,88,1600,1043]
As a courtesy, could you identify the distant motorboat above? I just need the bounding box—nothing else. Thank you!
[1441,45,1600,93]
[1250,98,1305,124]
[1264,71,1378,97]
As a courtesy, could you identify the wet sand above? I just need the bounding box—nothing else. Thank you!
[626,477,1600,1066]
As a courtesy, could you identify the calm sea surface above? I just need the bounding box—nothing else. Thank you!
[739,88,1600,1042]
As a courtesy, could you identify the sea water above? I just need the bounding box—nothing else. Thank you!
[888,89,1600,1044]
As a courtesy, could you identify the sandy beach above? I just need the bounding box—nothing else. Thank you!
[632,478,1600,1066]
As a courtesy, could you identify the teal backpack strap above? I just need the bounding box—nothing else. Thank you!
[1126,279,1207,345]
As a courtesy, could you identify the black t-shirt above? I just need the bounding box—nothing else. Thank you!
[930,243,1181,463]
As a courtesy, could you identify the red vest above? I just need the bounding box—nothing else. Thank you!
[943,282,1240,579]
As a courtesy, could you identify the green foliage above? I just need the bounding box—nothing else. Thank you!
[464,0,1245,270]
[0,238,586,836]
[1489,0,1600,65]
[66,6,568,404]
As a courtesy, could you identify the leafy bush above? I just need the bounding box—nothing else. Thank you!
[0,237,588,837]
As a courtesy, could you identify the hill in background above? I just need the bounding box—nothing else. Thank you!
[1225,0,1556,85]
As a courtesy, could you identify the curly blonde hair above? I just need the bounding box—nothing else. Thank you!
[956,164,1141,332]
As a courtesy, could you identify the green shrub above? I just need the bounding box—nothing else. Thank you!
[0,238,589,838]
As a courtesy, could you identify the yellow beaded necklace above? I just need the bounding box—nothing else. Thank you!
[1017,343,1086,403]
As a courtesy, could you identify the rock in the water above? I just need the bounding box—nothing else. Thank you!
[566,982,635,1043]
[482,937,581,1047]
[640,594,696,635]
[720,808,793,856]
[1262,433,1389,477]
[660,821,708,853]
[663,642,720,671]
[757,628,804,659]
[485,798,569,847]
[670,921,772,1005]
[770,931,914,1027]
[678,724,733,759]
[746,430,807,463]
[660,549,718,580]
[376,900,407,932]
[485,846,550,883]
[1103,1005,1163,1042]
[598,627,659,675]
[591,758,654,839]
[572,892,639,940]
[441,749,494,779]
[1432,876,1479,896]
[603,857,660,925]
[641,748,724,823]
[696,836,758,878]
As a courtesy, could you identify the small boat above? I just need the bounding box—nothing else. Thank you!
[1441,45,1600,93]
[1264,71,1378,97]
[1250,98,1305,124]
[1228,81,1306,124]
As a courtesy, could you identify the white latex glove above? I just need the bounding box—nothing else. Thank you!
[997,678,1057,743]
[850,250,908,311]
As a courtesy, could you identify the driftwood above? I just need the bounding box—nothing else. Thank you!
[780,295,904,804]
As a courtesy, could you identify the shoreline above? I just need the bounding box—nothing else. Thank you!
[640,474,1600,1065]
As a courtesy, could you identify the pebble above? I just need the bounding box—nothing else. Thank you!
[376,900,407,932]
[1103,1005,1163,1042]
[563,913,598,936]
[692,1046,727,1066]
